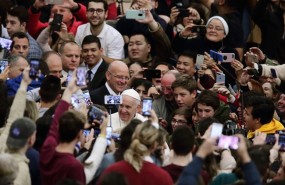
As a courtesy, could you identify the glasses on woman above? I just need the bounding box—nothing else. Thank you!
[207,24,224,32]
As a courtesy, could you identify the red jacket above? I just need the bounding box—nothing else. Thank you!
[28,3,88,39]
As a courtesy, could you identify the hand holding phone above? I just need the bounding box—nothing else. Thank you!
[29,59,40,79]
[211,123,223,137]
[126,10,145,19]
[217,135,239,150]
[216,72,225,84]
[142,98,152,116]
[143,69,161,79]
[76,67,87,86]
[0,59,8,74]
[196,54,204,70]
[50,13,63,33]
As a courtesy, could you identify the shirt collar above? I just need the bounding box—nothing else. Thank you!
[89,59,103,74]
[105,82,118,95]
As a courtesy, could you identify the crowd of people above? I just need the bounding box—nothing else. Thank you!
[0,0,285,184]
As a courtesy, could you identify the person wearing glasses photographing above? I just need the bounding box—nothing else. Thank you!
[75,0,125,64]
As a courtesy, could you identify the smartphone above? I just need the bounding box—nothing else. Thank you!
[0,59,8,74]
[247,69,259,76]
[196,54,204,70]
[265,134,276,145]
[271,68,277,78]
[210,50,223,62]
[106,126,112,146]
[83,129,91,137]
[191,25,206,34]
[247,54,259,64]
[88,105,104,123]
[278,134,285,151]
[142,98,152,116]
[211,122,224,137]
[50,13,63,32]
[45,0,64,5]
[143,69,161,79]
[71,94,81,110]
[82,90,93,107]
[178,9,190,17]
[104,95,122,105]
[29,59,40,79]
[221,53,235,63]
[126,10,145,20]
[217,135,239,150]
[216,72,225,84]
[76,67,87,86]
[0,37,12,50]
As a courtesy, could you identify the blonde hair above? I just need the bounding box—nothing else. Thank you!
[25,100,39,122]
[0,153,19,184]
[124,122,159,172]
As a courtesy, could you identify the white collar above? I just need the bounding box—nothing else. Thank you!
[105,82,118,95]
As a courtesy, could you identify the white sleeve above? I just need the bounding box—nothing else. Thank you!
[36,27,52,52]
[84,137,107,184]
[105,33,125,59]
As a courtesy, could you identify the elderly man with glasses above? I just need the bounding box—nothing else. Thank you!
[75,0,125,63]
[90,60,129,113]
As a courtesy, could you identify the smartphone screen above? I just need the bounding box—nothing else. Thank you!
[247,54,258,64]
[211,123,223,137]
[76,67,87,86]
[106,126,112,146]
[82,90,93,107]
[88,105,104,123]
[196,54,204,70]
[0,37,12,50]
[104,95,122,105]
[271,68,277,78]
[216,72,225,84]
[279,134,285,151]
[266,134,276,145]
[83,129,91,137]
[29,59,40,79]
[0,59,8,73]
[218,135,239,150]
[142,98,152,116]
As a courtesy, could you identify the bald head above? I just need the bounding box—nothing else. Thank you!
[106,61,129,94]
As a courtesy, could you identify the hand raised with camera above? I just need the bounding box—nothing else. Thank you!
[180,24,196,38]
[236,134,251,164]
[253,131,266,145]
[169,6,180,26]
[231,59,244,72]
[62,70,80,103]
[0,66,9,81]
[196,136,219,159]
[250,47,266,61]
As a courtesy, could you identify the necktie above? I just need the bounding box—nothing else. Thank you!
[87,70,92,85]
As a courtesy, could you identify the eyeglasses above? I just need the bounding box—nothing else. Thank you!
[108,71,130,81]
[87,8,104,15]
[171,118,187,125]
[207,25,224,32]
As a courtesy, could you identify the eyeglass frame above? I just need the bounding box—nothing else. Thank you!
[108,71,130,81]
[206,24,224,32]
[87,8,105,15]
[171,118,188,125]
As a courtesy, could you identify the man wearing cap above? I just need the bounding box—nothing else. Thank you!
[0,67,36,185]
[108,89,147,133]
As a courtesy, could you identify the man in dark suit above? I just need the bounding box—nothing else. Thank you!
[81,35,108,91]
[90,60,129,113]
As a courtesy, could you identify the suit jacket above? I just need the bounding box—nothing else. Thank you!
[90,85,118,113]
[88,60,109,92]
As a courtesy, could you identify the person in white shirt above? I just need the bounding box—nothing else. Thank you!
[109,89,147,133]
[75,0,124,63]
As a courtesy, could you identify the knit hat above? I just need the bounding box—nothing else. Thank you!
[7,117,36,150]
[121,89,141,102]
[206,16,229,36]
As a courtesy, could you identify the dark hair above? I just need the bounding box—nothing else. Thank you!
[88,0,108,11]
[34,115,53,151]
[7,6,29,27]
[114,119,142,162]
[82,35,102,49]
[39,75,61,103]
[130,78,152,92]
[244,96,275,124]
[151,62,175,71]
[173,107,193,127]
[198,117,219,136]
[177,50,197,64]
[58,111,85,143]
[171,126,195,155]
[248,145,270,179]
[172,74,197,93]
[129,31,151,45]
[10,32,29,51]
[0,0,13,28]
[196,90,220,111]
[0,80,8,128]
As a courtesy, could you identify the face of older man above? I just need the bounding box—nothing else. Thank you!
[118,95,139,123]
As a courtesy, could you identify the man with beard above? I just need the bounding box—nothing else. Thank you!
[75,0,124,63]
